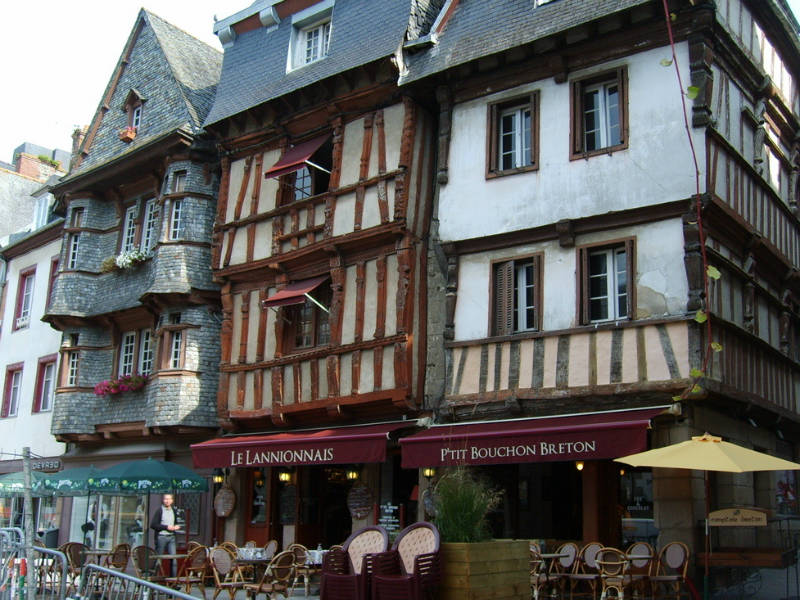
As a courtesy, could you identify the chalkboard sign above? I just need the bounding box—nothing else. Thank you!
[279,485,297,525]
[378,503,401,537]
[347,483,374,520]
[214,485,236,518]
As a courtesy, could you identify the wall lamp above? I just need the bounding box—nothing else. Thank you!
[278,469,292,484]
[345,467,360,481]
[254,468,265,487]
[422,467,436,479]
[212,468,228,484]
[575,461,585,471]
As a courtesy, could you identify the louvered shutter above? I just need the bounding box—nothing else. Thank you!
[578,247,590,325]
[624,239,635,319]
[494,261,514,336]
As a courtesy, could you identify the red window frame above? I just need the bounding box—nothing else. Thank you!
[13,266,36,331]
[33,354,58,413]
[2,363,24,418]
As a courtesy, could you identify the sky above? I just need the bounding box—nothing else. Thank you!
[2,1,800,166]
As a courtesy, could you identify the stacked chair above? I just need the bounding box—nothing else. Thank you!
[371,521,442,600]
[320,525,389,600]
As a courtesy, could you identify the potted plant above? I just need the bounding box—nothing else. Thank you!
[119,126,137,143]
[433,467,530,600]
[94,373,148,396]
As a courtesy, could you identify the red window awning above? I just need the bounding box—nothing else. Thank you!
[262,276,328,309]
[400,407,668,468]
[264,135,329,179]
[192,421,415,469]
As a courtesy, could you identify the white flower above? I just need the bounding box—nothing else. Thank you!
[114,248,148,270]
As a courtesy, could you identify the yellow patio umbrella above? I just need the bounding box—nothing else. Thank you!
[616,433,800,600]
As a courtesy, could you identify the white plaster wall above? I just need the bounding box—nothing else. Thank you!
[439,43,700,242]
[0,237,65,460]
[453,219,688,340]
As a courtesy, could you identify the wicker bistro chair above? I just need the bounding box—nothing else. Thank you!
[244,550,296,600]
[263,539,279,561]
[566,542,604,599]
[164,545,207,595]
[595,547,632,600]
[649,542,690,600]
[625,541,654,598]
[371,521,442,600]
[531,544,559,600]
[63,542,88,594]
[287,543,321,597]
[105,543,131,569]
[210,546,248,600]
[321,525,389,600]
[132,545,167,583]
[545,542,580,599]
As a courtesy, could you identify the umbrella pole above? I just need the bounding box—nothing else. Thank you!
[704,470,710,600]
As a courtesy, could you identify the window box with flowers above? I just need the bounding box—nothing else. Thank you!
[101,248,149,273]
[119,126,137,143]
[94,373,148,397]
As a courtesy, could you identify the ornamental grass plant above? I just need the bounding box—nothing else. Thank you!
[433,467,501,543]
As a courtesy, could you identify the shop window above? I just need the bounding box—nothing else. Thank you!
[578,240,634,324]
[491,255,542,336]
[33,355,57,413]
[487,93,539,177]
[13,266,36,330]
[249,470,267,525]
[2,364,23,418]
[619,469,657,547]
[571,67,628,158]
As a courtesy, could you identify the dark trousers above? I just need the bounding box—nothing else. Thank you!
[155,533,177,576]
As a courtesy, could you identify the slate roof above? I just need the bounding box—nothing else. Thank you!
[400,0,652,85]
[205,0,443,127]
[64,10,222,182]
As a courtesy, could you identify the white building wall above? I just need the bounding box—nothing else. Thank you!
[0,234,66,461]
[439,43,701,242]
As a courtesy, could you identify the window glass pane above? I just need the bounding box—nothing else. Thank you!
[294,166,312,200]
[606,84,620,145]
[92,496,115,550]
[171,331,183,368]
[122,206,137,252]
[583,89,601,151]
[295,304,314,348]
[40,363,55,411]
[522,108,531,165]
[139,330,153,376]
[37,496,59,534]
[590,298,608,321]
[170,200,183,240]
[9,371,22,416]
[69,497,89,544]
[68,352,79,386]
[317,310,330,345]
[115,496,146,547]
[119,332,136,376]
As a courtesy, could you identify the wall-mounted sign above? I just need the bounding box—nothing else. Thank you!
[32,459,61,473]
[708,508,767,527]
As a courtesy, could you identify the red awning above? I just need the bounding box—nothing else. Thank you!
[264,135,329,179]
[400,407,668,468]
[262,276,328,309]
[192,421,414,469]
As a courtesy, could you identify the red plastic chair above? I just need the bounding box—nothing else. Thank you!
[321,525,389,600]
[371,522,441,600]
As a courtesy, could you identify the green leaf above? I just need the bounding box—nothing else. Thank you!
[660,58,673,67]
[691,384,703,394]
[690,368,704,378]
[672,396,683,402]
[686,86,700,100]
[711,342,723,352]
[706,265,721,280]
[670,12,677,21]
[694,309,707,323]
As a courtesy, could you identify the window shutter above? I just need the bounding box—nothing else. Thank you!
[487,103,499,172]
[571,81,583,155]
[32,371,42,414]
[494,261,514,336]
[625,239,635,319]
[618,67,629,145]
[533,254,542,330]
[578,247,589,325]
[529,93,537,167]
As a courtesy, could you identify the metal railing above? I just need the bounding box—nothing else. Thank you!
[0,528,24,600]
[32,547,68,600]
[72,564,197,600]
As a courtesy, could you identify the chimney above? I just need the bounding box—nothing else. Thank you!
[70,126,88,172]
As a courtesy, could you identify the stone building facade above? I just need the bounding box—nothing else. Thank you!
[43,9,222,549]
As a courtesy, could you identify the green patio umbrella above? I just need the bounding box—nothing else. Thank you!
[89,458,208,495]
[0,470,51,497]
[42,465,105,496]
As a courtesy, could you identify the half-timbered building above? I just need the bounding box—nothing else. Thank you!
[398,0,800,574]
[191,0,439,546]
[44,10,222,548]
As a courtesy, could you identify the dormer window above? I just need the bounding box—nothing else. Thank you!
[288,0,334,71]
[120,89,146,142]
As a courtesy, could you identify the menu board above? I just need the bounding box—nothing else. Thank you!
[279,485,297,525]
[378,503,401,537]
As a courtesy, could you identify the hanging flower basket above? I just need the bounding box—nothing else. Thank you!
[119,127,137,143]
[94,373,148,396]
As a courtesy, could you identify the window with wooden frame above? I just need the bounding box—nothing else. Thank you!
[169,199,183,240]
[570,67,628,159]
[288,3,333,72]
[283,281,331,351]
[577,239,635,324]
[2,364,23,418]
[122,90,145,131]
[47,257,59,310]
[289,140,332,202]
[141,198,160,252]
[118,331,137,376]
[138,330,154,376]
[487,92,539,177]
[121,204,138,252]
[116,329,154,377]
[172,171,186,194]
[65,350,79,387]
[67,208,84,270]
[33,355,57,413]
[158,313,186,370]
[491,255,542,336]
[13,266,36,330]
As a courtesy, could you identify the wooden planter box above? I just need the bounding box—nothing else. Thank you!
[439,540,529,600]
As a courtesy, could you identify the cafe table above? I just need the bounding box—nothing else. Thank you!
[152,553,189,577]
[82,548,112,565]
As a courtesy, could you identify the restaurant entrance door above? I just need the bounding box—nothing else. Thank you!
[294,466,351,548]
